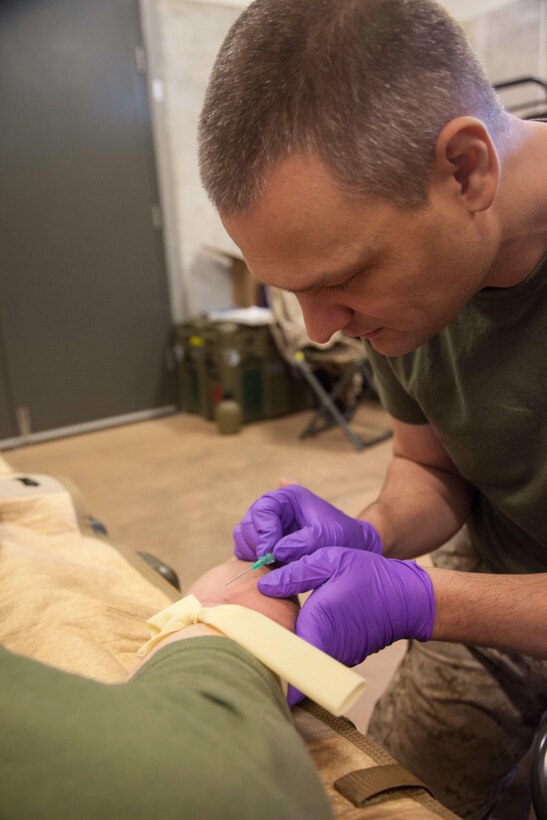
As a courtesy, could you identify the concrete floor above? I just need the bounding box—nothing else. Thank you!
[5,400,405,732]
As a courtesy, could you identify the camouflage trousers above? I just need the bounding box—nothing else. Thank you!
[367,529,547,820]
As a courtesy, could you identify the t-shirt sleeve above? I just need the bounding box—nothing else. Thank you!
[364,341,428,424]
[0,639,332,820]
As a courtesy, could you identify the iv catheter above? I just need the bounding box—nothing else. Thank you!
[224,552,275,585]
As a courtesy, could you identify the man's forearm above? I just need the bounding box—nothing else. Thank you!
[426,567,547,658]
[359,455,474,559]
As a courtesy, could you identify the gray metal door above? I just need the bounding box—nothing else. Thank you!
[0,0,175,445]
[0,340,17,443]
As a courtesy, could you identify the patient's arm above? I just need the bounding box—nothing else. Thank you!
[1,557,331,820]
[134,556,298,664]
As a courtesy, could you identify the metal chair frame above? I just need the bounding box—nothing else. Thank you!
[294,352,392,452]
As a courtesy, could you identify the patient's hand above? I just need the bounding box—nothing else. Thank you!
[187,557,297,632]
[132,557,298,668]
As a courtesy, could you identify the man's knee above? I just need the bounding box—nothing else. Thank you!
[368,640,542,819]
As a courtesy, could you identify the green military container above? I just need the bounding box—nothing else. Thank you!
[173,320,216,417]
[174,318,314,423]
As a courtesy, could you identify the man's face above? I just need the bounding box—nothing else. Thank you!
[221,153,494,356]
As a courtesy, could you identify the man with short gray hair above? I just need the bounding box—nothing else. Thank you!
[198,1,547,816]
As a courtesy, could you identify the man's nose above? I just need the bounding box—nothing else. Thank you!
[296,295,353,344]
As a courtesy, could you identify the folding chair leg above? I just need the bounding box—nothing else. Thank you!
[301,362,359,436]
[296,359,392,451]
[296,359,367,450]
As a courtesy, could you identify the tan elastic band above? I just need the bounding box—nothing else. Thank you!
[138,594,366,716]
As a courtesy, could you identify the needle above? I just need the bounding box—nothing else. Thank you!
[224,552,275,585]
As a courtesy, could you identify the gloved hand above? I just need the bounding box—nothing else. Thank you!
[258,547,435,705]
[233,485,382,563]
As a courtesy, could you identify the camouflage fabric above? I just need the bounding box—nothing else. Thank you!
[368,529,547,820]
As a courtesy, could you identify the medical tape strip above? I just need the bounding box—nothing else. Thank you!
[138,594,366,717]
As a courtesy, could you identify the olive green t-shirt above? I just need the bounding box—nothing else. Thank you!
[365,253,547,573]
[0,638,332,820]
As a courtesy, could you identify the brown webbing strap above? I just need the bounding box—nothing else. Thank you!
[335,763,431,805]
[300,700,460,820]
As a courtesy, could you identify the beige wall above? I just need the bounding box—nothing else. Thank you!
[140,0,244,320]
[464,0,547,115]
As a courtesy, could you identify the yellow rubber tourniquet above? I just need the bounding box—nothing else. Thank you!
[138,594,366,716]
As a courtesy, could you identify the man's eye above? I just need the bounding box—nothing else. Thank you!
[324,274,355,293]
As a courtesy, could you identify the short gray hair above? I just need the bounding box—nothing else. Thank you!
[198,0,508,212]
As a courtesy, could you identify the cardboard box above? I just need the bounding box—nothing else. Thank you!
[206,246,264,308]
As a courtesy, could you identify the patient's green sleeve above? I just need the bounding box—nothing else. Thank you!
[0,638,332,820]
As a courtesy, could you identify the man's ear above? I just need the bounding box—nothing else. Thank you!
[433,117,500,212]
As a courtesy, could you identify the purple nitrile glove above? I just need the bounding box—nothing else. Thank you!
[233,485,382,563]
[258,547,435,706]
